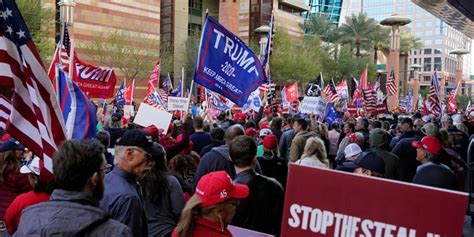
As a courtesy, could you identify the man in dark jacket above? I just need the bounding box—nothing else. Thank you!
[100,130,157,237]
[355,118,370,149]
[230,135,284,236]
[14,140,132,236]
[199,127,225,157]
[370,128,401,180]
[192,124,245,191]
[391,128,424,182]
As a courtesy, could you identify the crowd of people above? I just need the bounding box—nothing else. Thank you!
[0,103,473,236]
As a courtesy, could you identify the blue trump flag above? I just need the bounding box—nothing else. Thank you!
[193,14,267,106]
[57,64,97,140]
[324,103,338,124]
[114,81,125,107]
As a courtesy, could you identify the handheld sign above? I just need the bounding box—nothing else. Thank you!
[281,164,468,237]
[133,103,172,134]
[123,105,135,119]
[168,96,190,111]
[300,96,327,116]
[193,14,267,107]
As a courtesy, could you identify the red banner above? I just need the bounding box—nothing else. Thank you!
[281,164,467,237]
[73,56,117,99]
[284,82,298,102]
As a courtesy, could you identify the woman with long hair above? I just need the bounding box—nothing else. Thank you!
[296,137,330,169]
[172,171,249,237]
[0,139,31,231]
[140,143,186,237]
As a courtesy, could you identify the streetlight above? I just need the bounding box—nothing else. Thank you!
[449,48,470,96]
[58,0,75,26]
[410,64,422,109]
[380,15,411,112]
[254,25,271,60]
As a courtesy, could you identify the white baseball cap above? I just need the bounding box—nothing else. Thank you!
[344,143,362,159]
[20,157,40,176]
[259,128,272,137]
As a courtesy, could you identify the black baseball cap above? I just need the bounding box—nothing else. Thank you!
[343,151,385,175]
[117,130,154,154]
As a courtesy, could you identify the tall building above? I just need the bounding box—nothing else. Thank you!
[305,0,346,25]
[347,0,472,96]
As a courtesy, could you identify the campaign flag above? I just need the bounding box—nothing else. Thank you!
[162,73,173,94]
[1,0,66,181]
[171,73,183,97]
[373,73,381,92]
[335,80,348,99]
[305,73,323,97]
[281,88,287,103]
[386,69,397,96]
[349,76,358,100]
[284,82,298,102]
[323,79,339,103]
[206,89,230,111]
[193,14,267,106]
[0,95,12,131]
[57,65,96,140]
[428,71,441,117]
[242,90,262,113]
[324,103,338,124]
[48,24,117,98]
[261,13,274,68]
[406,92,413,112]
[124,79,135,105]
[114,81,125,108]
[447,81,460,113]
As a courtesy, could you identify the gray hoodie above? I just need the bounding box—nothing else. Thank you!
[14,189,132,237]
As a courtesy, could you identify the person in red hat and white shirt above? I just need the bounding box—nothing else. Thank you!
[172,171,249,237]
[4,157,51,235]
[411,135,452,173]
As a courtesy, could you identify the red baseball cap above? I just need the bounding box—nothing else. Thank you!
[195,171,249,207]
[245,127,257,137]
[264,109,271,115]
[347,133,357,143]
[411,136,442,156]
[263,134,278,150]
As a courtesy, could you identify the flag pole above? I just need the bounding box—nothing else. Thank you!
[181,67,185,97]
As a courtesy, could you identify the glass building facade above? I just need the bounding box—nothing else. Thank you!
[305,0,344,24]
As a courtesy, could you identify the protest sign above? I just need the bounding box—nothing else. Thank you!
[281,164,468,237]
[242,90,262,112]
[228,225,272,237]
[73,56,117,99]
[193,14,267,107]
[300,96,327,116]
[133,103,172,134]
[123,105,135,119]
[168,96,190,111]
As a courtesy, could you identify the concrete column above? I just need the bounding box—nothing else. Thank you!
[387,26,400,112]
[218,0,240,35]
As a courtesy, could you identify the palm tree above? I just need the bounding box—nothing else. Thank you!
[372,27,390,64]
[304,13,337,42]
[337,13,381,58]
[400,32,423,96]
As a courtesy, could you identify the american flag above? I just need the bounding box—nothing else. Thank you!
[428,71,441,116]
[0,0,66,180]
[0,95,12,131]
[386,69,397,96]
[363,84,377,112]
[158,88,168,103]
[48,24,72,82]
[148,60,160,89]
[323,79,339,103]
[144,75,167,110]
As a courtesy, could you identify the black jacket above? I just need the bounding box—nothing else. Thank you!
[231,169,284,236]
